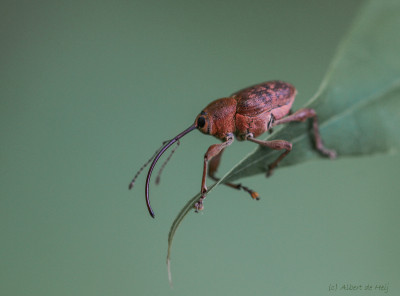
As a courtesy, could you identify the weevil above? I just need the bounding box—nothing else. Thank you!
[130,80,336,218]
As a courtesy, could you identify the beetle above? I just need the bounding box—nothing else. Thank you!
[130,80,336,218]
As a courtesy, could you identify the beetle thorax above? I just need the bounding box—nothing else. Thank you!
[195,97,237,140]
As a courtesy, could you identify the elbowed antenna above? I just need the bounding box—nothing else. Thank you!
[145,124,197,218]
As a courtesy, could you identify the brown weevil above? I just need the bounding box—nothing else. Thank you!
[130,80,336,218]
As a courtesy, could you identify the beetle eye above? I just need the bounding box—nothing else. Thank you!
[197,116,206,128]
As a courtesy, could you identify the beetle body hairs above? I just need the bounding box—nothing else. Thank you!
[130,80,336,218]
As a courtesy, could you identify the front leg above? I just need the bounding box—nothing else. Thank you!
[195,134,234,212]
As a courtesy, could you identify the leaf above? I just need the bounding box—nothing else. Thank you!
[167,0,400,285]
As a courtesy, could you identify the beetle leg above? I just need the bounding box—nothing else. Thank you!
[208,150,260,200]
[267,114,275,134]
[272,108,337,159]
[246,134,292,177]
[195,134,234,212]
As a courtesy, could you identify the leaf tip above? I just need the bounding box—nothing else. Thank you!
[167,258,173,288]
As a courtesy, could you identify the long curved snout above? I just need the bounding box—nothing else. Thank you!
[145,124,196,218]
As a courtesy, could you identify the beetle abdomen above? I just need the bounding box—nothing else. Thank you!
[234,80,296,117]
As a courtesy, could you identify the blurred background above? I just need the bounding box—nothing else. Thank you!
[1,0,399,295]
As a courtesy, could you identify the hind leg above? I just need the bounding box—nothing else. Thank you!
[246,108,336,177]
[272,108,336,158]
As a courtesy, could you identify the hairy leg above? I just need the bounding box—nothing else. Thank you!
[208,149,259,200]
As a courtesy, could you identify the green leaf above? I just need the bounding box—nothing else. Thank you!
[167,0,400,285]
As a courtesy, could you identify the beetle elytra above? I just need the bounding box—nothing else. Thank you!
[130,80,336,218]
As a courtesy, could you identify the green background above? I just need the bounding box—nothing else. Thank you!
[1,0,399,295]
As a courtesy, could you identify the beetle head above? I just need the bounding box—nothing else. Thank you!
[195,111,212,135]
